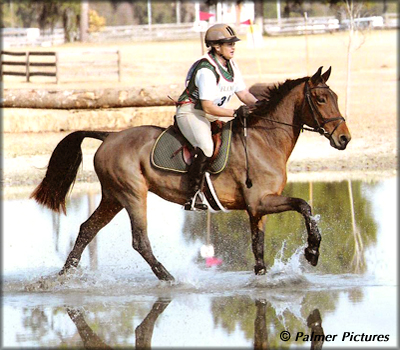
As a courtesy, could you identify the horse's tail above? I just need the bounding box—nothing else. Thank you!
[30,131,112,214]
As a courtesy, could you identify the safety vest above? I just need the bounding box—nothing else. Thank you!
[178,52,241,111]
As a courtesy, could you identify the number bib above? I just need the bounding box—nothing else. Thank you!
[178,52,244,115]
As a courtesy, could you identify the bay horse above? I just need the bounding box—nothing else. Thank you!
[31,66,351,281]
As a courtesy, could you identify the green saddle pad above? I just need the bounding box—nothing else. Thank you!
[151,122,233,174]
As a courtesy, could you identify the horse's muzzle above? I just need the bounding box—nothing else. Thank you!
[330,132,351,150]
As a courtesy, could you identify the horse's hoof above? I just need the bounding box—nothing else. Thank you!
[163,275,175,282]
[254,266,266,275]
[305,247,319,266]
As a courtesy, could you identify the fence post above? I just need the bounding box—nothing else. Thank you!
[117,49,121,82]
[25,51,30,82]
[55,52,60,84]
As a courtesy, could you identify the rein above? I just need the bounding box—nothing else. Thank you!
[248,81,345,138]
[240,80,345,189]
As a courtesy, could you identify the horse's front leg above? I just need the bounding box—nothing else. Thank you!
[297,199,321,266]
[253,195,321,267]
[248,214,267,275]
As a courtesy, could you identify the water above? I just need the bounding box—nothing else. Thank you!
[2,177,397,348]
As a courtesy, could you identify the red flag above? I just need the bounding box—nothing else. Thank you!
[199,11,214,21]
[241,19,252,25]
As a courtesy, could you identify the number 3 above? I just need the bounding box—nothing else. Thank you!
[218,96,227,106]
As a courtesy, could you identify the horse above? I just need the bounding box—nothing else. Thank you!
[31,66,351,282]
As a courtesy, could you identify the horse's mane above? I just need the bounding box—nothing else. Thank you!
[250,76,309,117]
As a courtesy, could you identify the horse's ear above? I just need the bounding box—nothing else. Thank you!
[310,66,323,85]
[321,66,332,83]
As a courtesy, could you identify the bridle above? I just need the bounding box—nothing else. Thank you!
[303,81,346,139]
[241,79,346,189]
[247,80,346,141]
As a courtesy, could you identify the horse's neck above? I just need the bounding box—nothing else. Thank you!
[257,89,302,159]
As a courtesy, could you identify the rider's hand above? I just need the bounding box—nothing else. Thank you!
[234,105,250,119]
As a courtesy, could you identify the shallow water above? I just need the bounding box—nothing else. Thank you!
[3,177,397,348]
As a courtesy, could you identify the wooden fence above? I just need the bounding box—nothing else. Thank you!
[1,49,121,83]
[262,14,398,36]
[88,23,200,43]
[0,51,58,82]
[2,28,65,48]
[1,14,398,48]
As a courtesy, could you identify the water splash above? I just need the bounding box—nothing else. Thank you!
[247,241,309,289]
[311,214,321,223]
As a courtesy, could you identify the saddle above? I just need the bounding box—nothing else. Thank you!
[151,119,233,174]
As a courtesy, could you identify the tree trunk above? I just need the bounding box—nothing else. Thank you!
[254,1,264,34]
[2,85,181,109]
[80,0,89,42]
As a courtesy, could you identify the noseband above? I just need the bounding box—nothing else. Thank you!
[303,81,345,139]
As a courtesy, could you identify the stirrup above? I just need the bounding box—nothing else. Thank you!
[184,191,208,211]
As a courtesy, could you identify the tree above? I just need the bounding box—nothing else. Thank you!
[341,0,366,119]
[1,1,80,42]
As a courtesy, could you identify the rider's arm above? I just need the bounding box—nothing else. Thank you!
[200,100,235,118]
[202,88,257,117]
[236,89,258,107]
[232,64,258,107]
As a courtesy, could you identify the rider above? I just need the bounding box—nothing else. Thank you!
[175,23,258,211]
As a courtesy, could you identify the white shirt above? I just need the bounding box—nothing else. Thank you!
[195,59,246,109]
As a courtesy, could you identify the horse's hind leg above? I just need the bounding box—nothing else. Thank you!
[124,196,175,282]
[59,196,122,275]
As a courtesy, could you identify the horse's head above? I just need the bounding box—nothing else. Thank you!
[301,66,351,150]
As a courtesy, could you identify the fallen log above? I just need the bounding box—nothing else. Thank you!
[2,85,182,109]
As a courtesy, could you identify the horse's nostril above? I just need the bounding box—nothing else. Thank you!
[339,134,349,145]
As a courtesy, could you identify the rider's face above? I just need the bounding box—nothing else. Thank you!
[215,42,236,60]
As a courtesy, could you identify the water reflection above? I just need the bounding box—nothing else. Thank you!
[7,284,396,348]
[65,298,326,350]
[67,298,171,350]
[3,177,397,348]
[18,295,328,349]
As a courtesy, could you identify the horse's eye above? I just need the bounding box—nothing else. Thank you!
[316,96,326,104]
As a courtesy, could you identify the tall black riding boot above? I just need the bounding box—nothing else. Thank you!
[184,148,210,211]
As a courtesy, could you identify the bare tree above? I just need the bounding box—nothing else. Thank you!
[342,0,366,119]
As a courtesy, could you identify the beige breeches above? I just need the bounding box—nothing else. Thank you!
[175,103,214,157]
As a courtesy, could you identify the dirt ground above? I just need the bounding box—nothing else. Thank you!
[2,30,397,197]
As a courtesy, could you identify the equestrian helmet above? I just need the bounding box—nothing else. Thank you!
[205,23,240,47]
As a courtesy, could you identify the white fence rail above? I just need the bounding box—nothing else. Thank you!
[264,16,340,35]
[88,23,201,43]
[2,28,66,48]
[1,13,398,48]
[263,14,397,36]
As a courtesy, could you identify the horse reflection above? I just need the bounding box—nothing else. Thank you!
[307,309,324,350]
[135,298,171,349]
[66,308,112,349]
[253,300,325,350]
[66,298,171,349]
[254,299,269,349]
[67,298,324,349]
